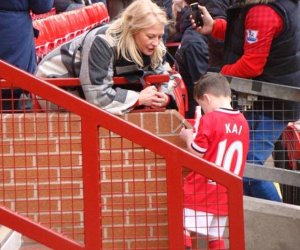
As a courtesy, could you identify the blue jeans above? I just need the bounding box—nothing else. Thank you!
[243,112,287,202]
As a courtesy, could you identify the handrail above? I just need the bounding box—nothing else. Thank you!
[226,75,300,102]
[0,75,169,88]
[42,75,170,87]
[0,74,188,115]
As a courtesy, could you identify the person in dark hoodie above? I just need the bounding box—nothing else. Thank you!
[53,0,85,13]
[0,0,54,110]
[173,1,209,118]
[173,0,233,118]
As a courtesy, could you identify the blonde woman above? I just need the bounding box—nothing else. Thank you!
[36,0,174,115]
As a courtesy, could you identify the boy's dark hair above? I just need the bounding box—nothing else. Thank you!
[193,72,231,99]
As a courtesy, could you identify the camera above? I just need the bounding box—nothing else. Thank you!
[190,3,203,27]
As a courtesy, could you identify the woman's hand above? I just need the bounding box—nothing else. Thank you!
[191,5,214,35]
[150,91,169,109]
[138,86,169,108]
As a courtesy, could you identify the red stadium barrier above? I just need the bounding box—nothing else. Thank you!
[0,74,187,116]
[39,74,186,116]
[282,122,300,170]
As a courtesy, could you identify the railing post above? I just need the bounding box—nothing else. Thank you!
[166,158,185,249]
[228,179,245,250]
[81,119,102,249]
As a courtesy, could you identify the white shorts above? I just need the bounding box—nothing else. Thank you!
[184,208,227,238]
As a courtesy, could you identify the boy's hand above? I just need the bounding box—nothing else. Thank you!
[179,127,193,142]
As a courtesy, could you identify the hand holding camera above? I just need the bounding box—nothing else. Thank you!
[190,2,203,27]
[189,4,214,35]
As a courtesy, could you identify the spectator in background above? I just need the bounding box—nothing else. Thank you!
[179,72,249,249]
[171,0,233,65]
[193,0,300,201]
[90,0,106,5]
[106,0,132,19]
[195,0,234,69]
[53,0,84,13]
[172,0,233,118]
[0,0,54,111]
[36,0,176,115]
[173,0,209,118]
[154,0,173,20]
[54,0,106,13]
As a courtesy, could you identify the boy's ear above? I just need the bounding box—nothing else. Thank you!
[194,96,201,104]
[203,93,211,103]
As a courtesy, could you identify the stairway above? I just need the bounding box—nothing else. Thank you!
[0,226,22,250]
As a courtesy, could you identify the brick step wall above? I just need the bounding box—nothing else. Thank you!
[1,110,187,249]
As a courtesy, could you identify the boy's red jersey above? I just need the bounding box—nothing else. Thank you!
[184,108,249,215]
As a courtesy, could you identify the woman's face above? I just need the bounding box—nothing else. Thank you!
[134,23,165,56]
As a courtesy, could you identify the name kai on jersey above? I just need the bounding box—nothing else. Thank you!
[225,123,243,135]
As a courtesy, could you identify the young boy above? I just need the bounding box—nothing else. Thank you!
[179,72,249,249]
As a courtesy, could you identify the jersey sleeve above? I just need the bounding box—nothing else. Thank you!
[191,116,211,154]
[211,19,227,41]
[221,5,283,78]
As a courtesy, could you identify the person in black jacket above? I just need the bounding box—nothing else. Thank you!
[172,0,233,67]
[173,0,233,118]
[174,3,209,118]
[90,0,106,5]
[53,0,84,13]
[0,0,54,111]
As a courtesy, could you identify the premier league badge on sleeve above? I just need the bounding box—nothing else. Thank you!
[246,29,258,44]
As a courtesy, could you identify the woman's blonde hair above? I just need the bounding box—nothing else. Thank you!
[106,0,168,69]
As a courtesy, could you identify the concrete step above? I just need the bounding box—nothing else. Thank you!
[0,226,22,250]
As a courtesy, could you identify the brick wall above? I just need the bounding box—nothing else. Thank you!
[0,110,187,249]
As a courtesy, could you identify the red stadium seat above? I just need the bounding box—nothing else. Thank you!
[33,3,109,59]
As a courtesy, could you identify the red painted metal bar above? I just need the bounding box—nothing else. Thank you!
[81,119,102,249]
[165,158,184,249]
[0,75,169,87]
[228,179,246,249]
[39,75,169,87]
[0,205,83,250]
[0,60,102,249]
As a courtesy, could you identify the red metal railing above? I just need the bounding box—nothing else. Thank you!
[0,74,187,116]
[0,60,245,249]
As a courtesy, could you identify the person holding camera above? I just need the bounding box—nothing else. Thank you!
[173,0,233,118]
[192,0,300,201]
